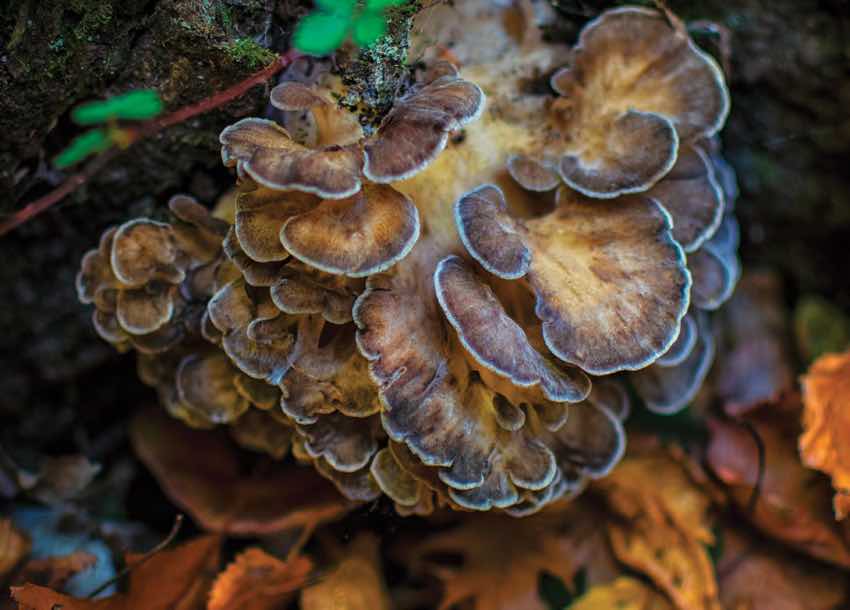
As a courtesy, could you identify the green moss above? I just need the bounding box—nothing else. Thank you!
[794,296,850,362]
[222,38,276,69]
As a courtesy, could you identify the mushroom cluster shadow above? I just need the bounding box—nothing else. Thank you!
[77,4,739,515]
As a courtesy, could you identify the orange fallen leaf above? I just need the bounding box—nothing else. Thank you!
[208,548,312,610]
[0,519,29,582]
[800,350,850,519]
[717,526,847,610]
[131,408,349,535]
[11,534,220,610]
[595,443,720,610]
[398,504,605,610]
[301,533,391,610]
[15,551,98,592]
[569,577,673,610]
[707,412,850,567]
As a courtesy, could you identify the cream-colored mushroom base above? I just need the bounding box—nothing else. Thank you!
[77,1,739,515]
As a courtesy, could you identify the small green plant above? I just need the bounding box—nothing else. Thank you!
[293,0,408,55]
[54,90,163,168]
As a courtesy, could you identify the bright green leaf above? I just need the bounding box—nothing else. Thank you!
[352,12,386,47]
[53,129,113,168]
[293,12,351,55]
[315,0,356,16]
[365,0,407,11]
[72,89,163,124]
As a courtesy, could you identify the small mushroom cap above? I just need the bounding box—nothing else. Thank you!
[233,373,281,410]
[689,243,739,311]
[176,352,251,424]
[313,456,381,502]
[544,401,625,478]
[370,447,423,507]
[115,285,177,335]
[110,219,183,286]
[229,410,292,460]
[506,155,560,192]
[235,186,317,263]
[549,7,729,198]
[131,321,186,355]
[354,270,557,510]
[455,184,531,279]
[630,311,715,414]
[280,184,421,277]
[586,378,632,421]
[223,227,288,287]
[270,81,325,111]
[455,185,691,375]
[295,412,380,473]
[655,311,698,368]
[363,66,486,183]
[270,81,364,148]
[220,117,363,199]
[168,194,230,264]
[434,255,590,403]
[270,270,358,324]
[645,145,724,252]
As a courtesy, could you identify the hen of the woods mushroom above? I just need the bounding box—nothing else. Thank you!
[77,4,738,515]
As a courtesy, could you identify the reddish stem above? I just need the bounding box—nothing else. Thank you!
[0,49,301,237]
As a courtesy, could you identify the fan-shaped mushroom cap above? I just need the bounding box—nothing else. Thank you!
[233,373,281,410]
[234,185,317,263]
[370,447,424,508]
[220,118,363,198]
[587,378,632,421]
[270,264,360,324]
[455,185,691,375]
[229,409,293,459]
[168,194,229,265]
[630,312,715,414]
[354,270,559,510]
[547,7,729,198]
[434,255,590,402]
[303,442,381,502]
[655,312,698,368]
[689,243,739,311]
[363,63,486,183]
[176,352,250,424]
[645,145,724,252]
[506,155,560,192]
[111,219,183,286]
[270,81,363,148]
[115,285,178,334]
[280,184,420,277]
[295,412,381,473]
[223,228,288,287]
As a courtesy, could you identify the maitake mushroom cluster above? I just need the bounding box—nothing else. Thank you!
[77,5,739,515]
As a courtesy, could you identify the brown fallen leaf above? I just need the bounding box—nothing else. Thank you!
[301,533,391,610]
[595,443,720,610]
[11,535,220,610]
[15,551,98,592]
[398,503,608,610]
[569,577,674,610]
[707,411,850,567]
[208,548,312,610]
[131,408,349,535]
[714,272,795,416]
[717,526,847,610]
[0,519,29,582]
[800,350,850,519]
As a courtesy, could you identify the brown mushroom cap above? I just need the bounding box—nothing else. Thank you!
[630,311,715,414]
[434,255,590,402]
[115,285,177,335]
[354,269,558,511]
[270,266,359,324]
[229,409,292,459]
[234,186,317,263]
[223,227,288,287]
[541,400,625,479]
[363,64,486,183]
[689,243,739,311]
[645,145,724,252]
[270,81,363,148]
[655,311,698,368]
[370,447,423,508]
[279,183,420,277]
[220,117,363,198]
[455,185,691,375]
[176,351,251,424]
[548,7,729,198]
[295,412,380,473]
[506,155,560,192]
[111,219,183,286]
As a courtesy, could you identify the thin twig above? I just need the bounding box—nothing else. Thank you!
[1,49,301,237]
[86,514,184,599]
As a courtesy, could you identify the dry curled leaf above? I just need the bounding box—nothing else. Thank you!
[208,548,312,610]
[301,534,390,610]
[569,577,674,610]
[707,410,850,567]
[399,505,606,610]
[800,350,850,519]
[11,535,220,610]
[595,443,720,610]
[131,408,348,535]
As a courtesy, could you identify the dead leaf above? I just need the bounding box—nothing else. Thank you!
[717,526,847,610]
[800,350,850,519]
[714,272,795,416]
[208,548,312,610]
[398,504,608,610]
[301,534,391,610]
[15,552,98,592]
[569,577,674,610]
[0,519,29,582]
[11,535,220,610]
[707,412,850,567]
[595,443,720,610]
[131,408,348,535]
